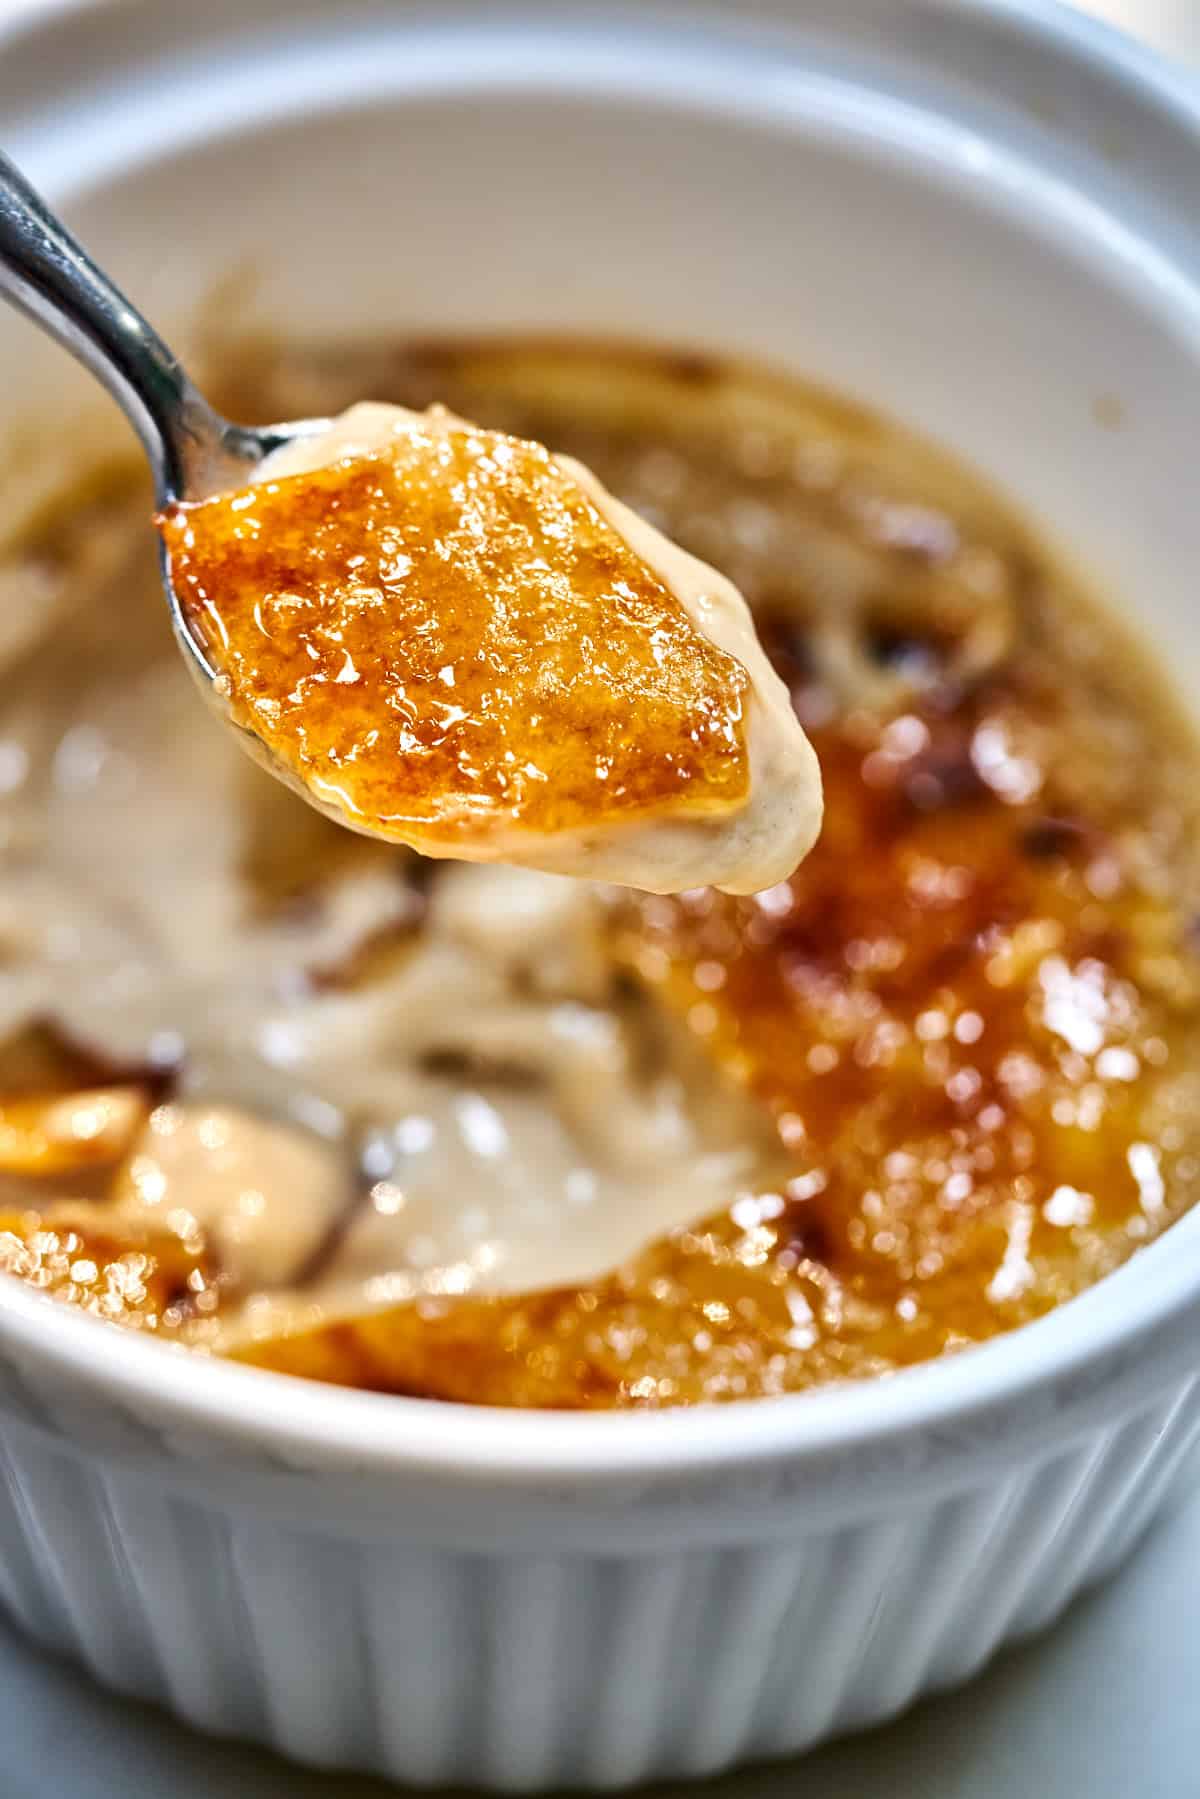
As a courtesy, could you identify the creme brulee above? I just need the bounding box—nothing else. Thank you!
[0,339,1198,1408]
[158,401,821,896]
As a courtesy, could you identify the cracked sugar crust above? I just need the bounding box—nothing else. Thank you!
[160,403,820,895]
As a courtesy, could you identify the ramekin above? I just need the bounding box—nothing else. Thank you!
[3,0,1200,1786]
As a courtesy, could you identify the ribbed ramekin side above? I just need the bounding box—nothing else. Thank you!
[0,1379,1196,1789]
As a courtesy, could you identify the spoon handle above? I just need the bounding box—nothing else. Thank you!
[0,149,235,500]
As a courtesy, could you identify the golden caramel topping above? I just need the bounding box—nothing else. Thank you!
[232,1210,897,1406]
[0,1087,149,1178]
[239,672,1200,1407]
[613,719,1187,1361]
[0,1206,216,1333]
[158,420,751,847]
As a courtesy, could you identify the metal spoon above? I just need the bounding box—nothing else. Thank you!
[0,148,329,689]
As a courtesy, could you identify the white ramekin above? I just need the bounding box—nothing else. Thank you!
[4,0,1200,1786]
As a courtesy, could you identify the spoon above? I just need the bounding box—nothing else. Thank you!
[0,149,329,689]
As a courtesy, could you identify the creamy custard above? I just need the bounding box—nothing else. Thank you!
[159,401,821,895]
[1,340,1198,1406]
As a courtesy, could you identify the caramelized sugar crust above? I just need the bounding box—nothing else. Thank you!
[0,1086,148,1176]
[244,679,1200,1404]
[159,424,750,843]
[0,1208,216,1333]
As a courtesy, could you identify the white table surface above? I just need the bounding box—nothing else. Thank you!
[4,1,1200,1794]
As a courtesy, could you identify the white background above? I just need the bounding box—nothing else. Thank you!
[2,2,1200,1794]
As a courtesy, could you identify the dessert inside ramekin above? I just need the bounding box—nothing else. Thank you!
[2,336,1198,1408]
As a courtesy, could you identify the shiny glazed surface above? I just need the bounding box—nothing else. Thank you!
[1,341,1199,1407]
[160,418,751,846]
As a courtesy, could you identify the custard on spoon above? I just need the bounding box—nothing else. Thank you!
[160,402,820,893]
[0,152,820,893]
